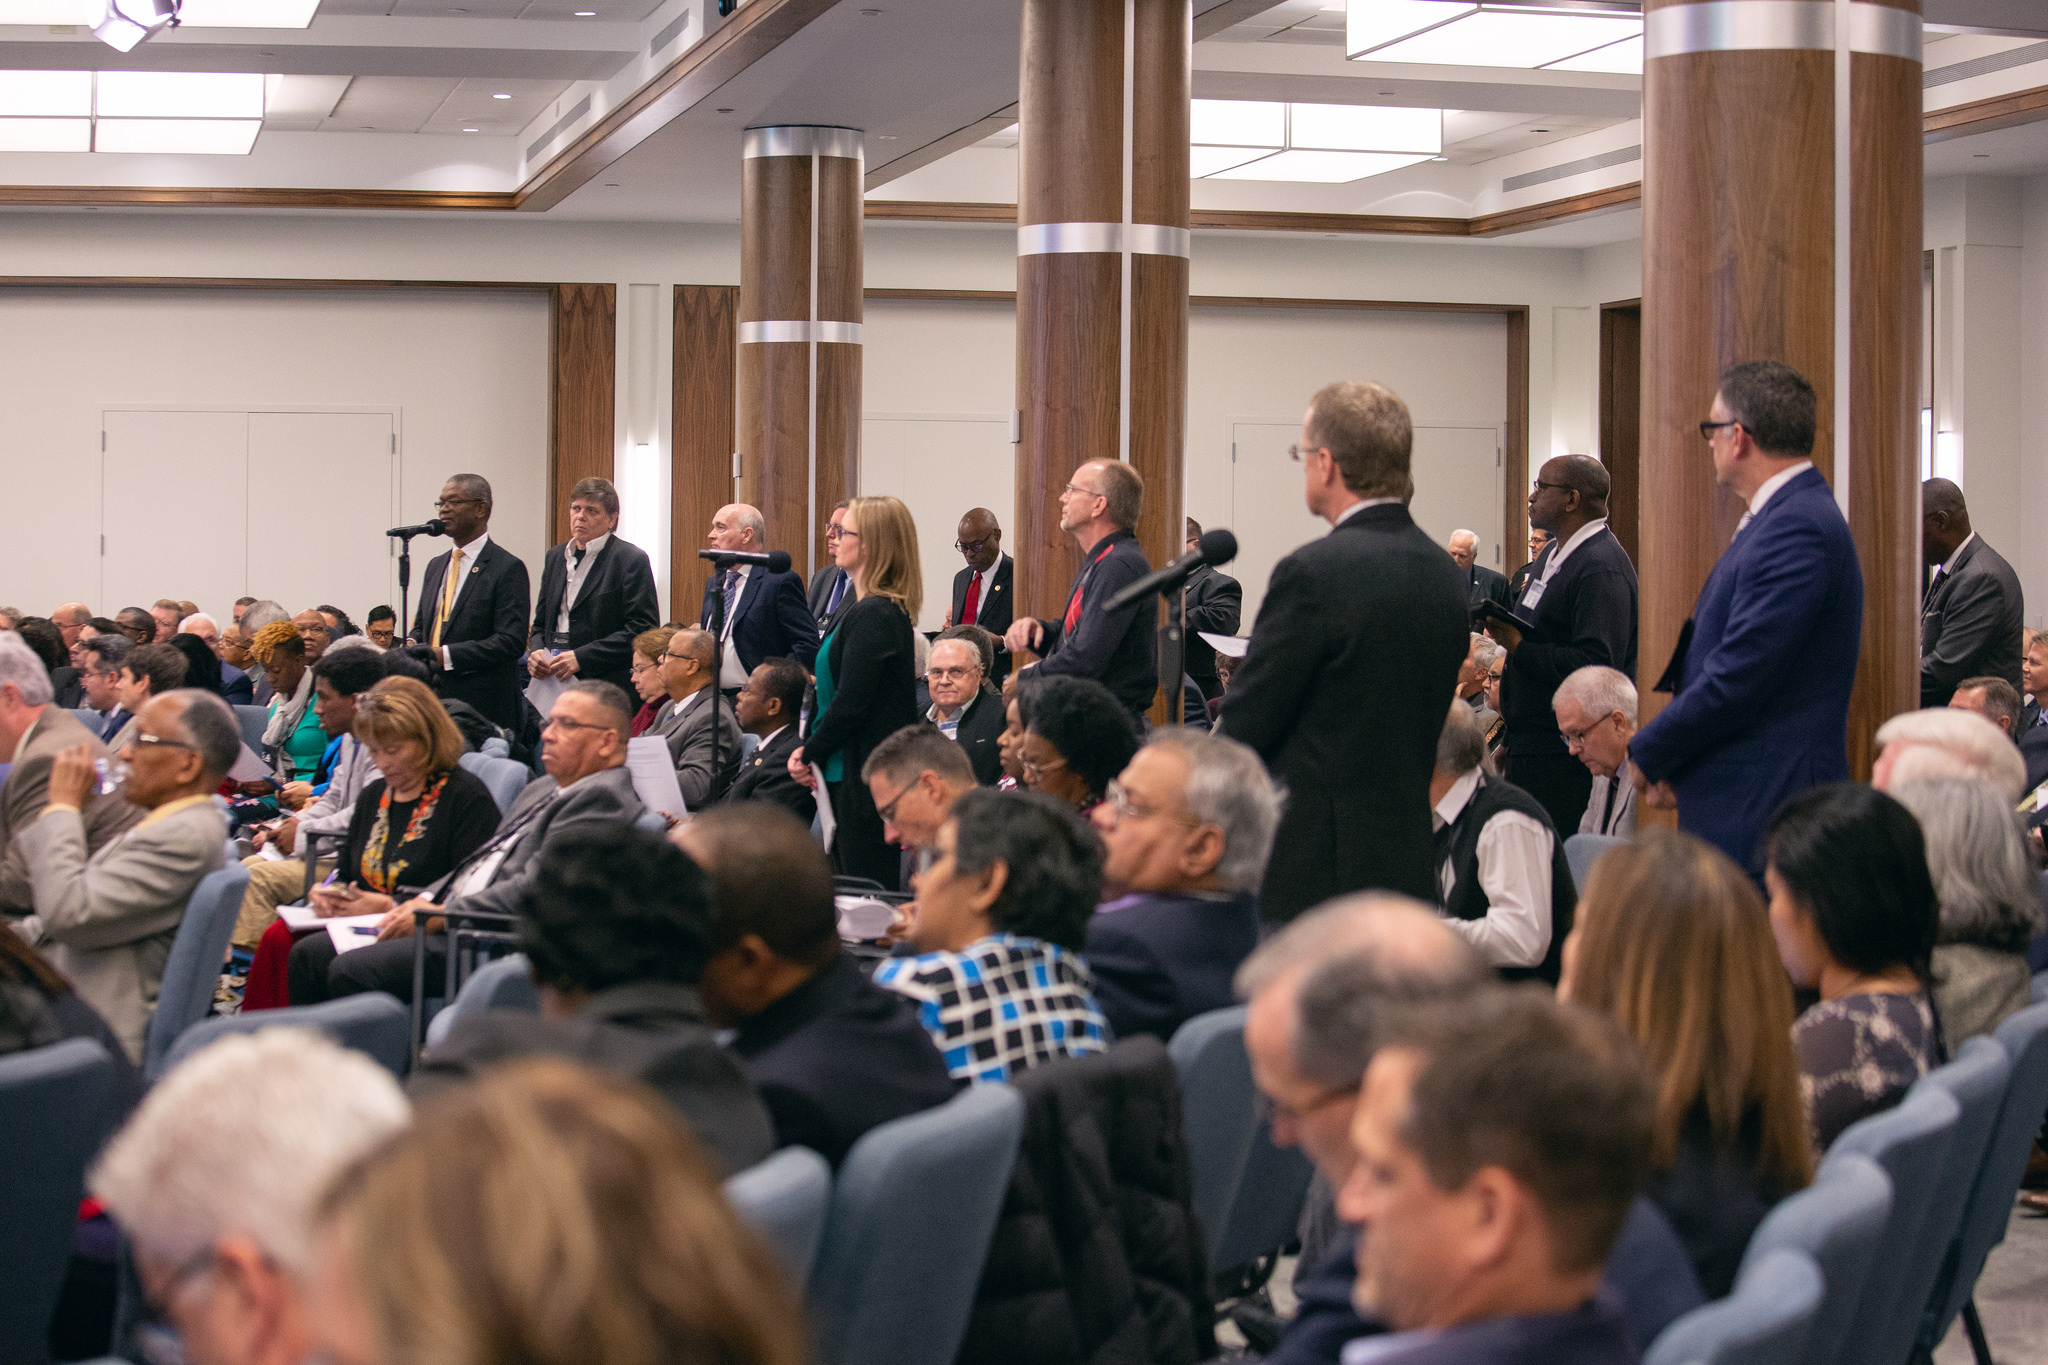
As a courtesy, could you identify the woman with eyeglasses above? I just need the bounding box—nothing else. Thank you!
[627,626,676,738]
[1019,675,1138,814]
[789,496,923,889]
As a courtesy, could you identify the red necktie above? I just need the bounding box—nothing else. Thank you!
[1064,543,1112,633]
[961,572,982,625]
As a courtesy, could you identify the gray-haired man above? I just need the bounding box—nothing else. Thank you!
[1553,664,1639,838]
[700,501,820,684]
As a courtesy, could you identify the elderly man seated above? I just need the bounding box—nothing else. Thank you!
[722,657,814,823]
[1083,729,1280,1040]
[1948,675,2022,737]
[12,689,234,1061]
[648,626,743,807]
[90,1029,409,1365]
[862,722,979,856]
[1552,665,1639,838]
[924,635,1005,785]
[1872,706,2027,802]
[180,613,255,704]
[1430,699,1576,983]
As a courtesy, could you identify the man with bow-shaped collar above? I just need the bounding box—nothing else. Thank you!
[527,476,660,699]
[407,473,532,731]
[1629,362,1863,877]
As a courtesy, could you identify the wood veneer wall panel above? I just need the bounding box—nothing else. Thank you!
[1503,307,1530,576]
[549,283,616,548]
[815,156,866,326]
[673,285,737,618]
[741,156,813,326]
[1131,0,1191,230]
[738,342,813,568]
[815,344,863,577]
[1131,252,1188,573]
[1600,302,1643,568]
[1018,0,1124,229]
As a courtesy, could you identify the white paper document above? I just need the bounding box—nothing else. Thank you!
[1196,631,1249,659]
[835,895,896,941]
[228,744,270,783]
[626,736,688,821]
[525,671,568,717]
[811,765,836,849]
[325,913,388,955]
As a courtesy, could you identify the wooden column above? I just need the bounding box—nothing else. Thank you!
[738,126,863,578]
[548,283,617,547]
[1639,0,1920,778]
[673,284,738,620]
[1015,0,1190,623]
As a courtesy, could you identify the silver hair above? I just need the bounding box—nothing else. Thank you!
[239,599,289,635]
[1553,665,1637,721]
[1434,697,1486,776]
[164,690,241,780]
[177,613,218,636]
[324,634,385,661]
[1469,633,1504,672]
[90,1028,409,1274]
[0,631,54,706]
[1876,708,2028,803]
[1142,729,1284,893]
[1888,777,2045,952]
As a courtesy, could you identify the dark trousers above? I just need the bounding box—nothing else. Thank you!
[828,774,900,891]
[1506,750,1593,840]
[288,929,448,1005]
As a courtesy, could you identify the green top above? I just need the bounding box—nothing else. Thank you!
[814,623,842,783]
[282,700,327,782]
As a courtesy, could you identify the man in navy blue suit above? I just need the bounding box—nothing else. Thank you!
[1629,362,1863,876]
[699,503,820,692]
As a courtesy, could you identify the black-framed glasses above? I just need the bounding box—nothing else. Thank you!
[954,537,993,553]
[1254,1081,1359,1128]
[1560,712,1619,750]
[541,715,613,734]
[875,780,913,824]
[1531,480,1573,493]
[1698,420,1740,441]
[434,496,483,511]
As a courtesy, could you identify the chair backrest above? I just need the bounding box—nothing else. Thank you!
[424,953,539,1050]
[1901,1037,2010,1352]
[0,1038,122,1363]
[724,1146,833,1291]
[1166,1004,1314,1276]
[1563,833,1627,895]
[1645,1249,1823,1365]
[163,992,413,1078]
[142,863,253,1080]
[810,1084,1025,1365]
[457,750,530,816]
[1817,1085,1959,1365]
[1735,1153,1890,1365]
[231,704,269,753]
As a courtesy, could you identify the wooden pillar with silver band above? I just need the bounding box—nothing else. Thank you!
[1639,0,1920,779]
[1014,0,1191,630]
[738,125,863,578]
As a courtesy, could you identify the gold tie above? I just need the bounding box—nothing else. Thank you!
[431,546,465,650]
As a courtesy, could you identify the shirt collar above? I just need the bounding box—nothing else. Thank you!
[1539,517,1609,578]
[452,530,491,556]
[1335,496,1403,527]
[16,707,44,755]
[758,723,788,750]
[142,794,215,827]
[1432,768,1481,828]
[1744,462,1814,521]
[570,532,609,561]
[1939,530,1977,576]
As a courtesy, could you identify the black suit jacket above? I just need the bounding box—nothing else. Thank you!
[1220,504,1469,919]
[1032,529,1158,717]
[1181,562,1242,696]
[1500,526,1638,756]
[701,567,821,674]
[2017,705,2048,793]
[951,554,1015,679]
[808,563,851,634]
[943,685,1007,786]
[1922,534,2025,706]
[722,724,815,825]
[1465,563,1513,612]
[1084,890,1260,1042]
[528,535,660,696]
[409,538,532,730]
[1508,559,1536,600]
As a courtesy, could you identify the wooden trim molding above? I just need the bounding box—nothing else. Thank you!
[0,276,553,291]
[860,189,1641,238]
[548,283,617,548]
[1923,83,2048,143]
[0,185,517,211]
[1468,183,1644,237]
[1191,207,1471,235]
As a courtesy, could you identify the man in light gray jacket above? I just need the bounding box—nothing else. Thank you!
[648,627,743,807]
[14,689,233,1062]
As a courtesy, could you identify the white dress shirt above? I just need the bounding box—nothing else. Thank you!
[438,532,491,671]
[957,563,998,627]
[1332,495,1403,527]
[1518,517,1609,611]
[1432,769,1554,969]
[555,532,610,634]
[716,565,754,689]
[1732,461,1814,539]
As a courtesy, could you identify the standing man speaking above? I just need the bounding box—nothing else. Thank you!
[408,474,531,732]
[527,476,659,699]
[1221,381,1469,920]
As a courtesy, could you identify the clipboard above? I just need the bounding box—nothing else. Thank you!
[1472,599,1540,638]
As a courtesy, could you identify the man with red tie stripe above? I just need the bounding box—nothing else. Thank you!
[946,508,1015,681]
[1004,461,1158,720]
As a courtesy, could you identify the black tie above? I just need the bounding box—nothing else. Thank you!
[1600,778,1619,835]
[572,543,587,569]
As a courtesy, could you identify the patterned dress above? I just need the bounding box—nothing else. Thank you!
[1793,991,1941,1151]
[873,932,1109,1084]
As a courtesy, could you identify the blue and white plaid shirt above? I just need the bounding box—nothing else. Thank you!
[874,932,1109,1084]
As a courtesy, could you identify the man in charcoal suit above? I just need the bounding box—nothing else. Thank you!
[700,504,820,690]
[808,502,854,634]
[1919,477,2024,708]
[722,658,815,825]
[1182,516,1243,703]
[407,474,532,731]
[527,476,660,700]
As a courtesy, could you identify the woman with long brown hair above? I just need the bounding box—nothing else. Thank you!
[1560,827,1813,1298]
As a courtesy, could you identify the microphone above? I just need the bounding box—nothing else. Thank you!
[699,548,794,574]
[1102,529,1238,613]
[387,518,445,538]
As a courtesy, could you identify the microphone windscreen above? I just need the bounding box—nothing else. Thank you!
[767,550,794,574]
[1198,529,1238,567]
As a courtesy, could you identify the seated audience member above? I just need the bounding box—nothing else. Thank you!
[1483,650,1507,763]
[317,605,357,640]
[76,633,134,740]
[415,829,772,1172]
[0,916,139,1108]
[1086,730,1279,1040]
[147,600,181,641]
[14,616,85,708]
[90,1029,409,1365]
[678,806,956,1167]
[291,681,643,1007]
[1021,675,1139,813]
[181,614,255,703]
[924,636,1006,785]
[1947,675,2021,737]
[1871,706,2027,802]
[292,609,334,664]
[169,631,228,697]
[251,623,325,784]
[649,626,743,807]
[626,625,676,737]
[362,606,397,650]
[307,1061,805,1365]
[117,642,190,743]
[875,788,1110,1082]
[995,671,1039,789]
[724,657,814,823]
[51,601,93,650]
[0,606,19,630]
[1430,699,1577,982]
[12,690,234,1062]
[862,722,978,854]
[1456,633,1497,725]
[1765,783,1944,1150]
[114,606,156,646]
[1553,666,1640,838]
[1336,990,1656,1365]
[1560,829,1812,1298]
[1887,777,2043,1046]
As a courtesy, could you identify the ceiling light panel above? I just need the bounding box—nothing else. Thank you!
[1543,33,1643,73]
[0,117,91,151]
[1289,102,1440,154]
[1191,145,1273,176]
[97,70,265,119]
[0,70,93,117]
[1364,10,1643,68]
[1347,0,1475,59]
[1190,98,1284,148]
[95,116,261,153]
[176,0,321,24]
[0,1,106,22]
[1208,149,1434,183]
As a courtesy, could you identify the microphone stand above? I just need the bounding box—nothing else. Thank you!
[703,553,739,812]
[1159,585,1187,726]
[395,533,418,645]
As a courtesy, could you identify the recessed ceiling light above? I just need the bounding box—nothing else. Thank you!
[98,71,266,120]
[604,181,619,186]
[462,126,479,132]
[1530,128,1549,134]
[1544,34,1642,74]
[492,93,511,99]
[1361,9,1641,69]
[179,0,321,26]
[573,7,595,12]
[0,71,94,118]
[716,107,733,113]
[0,118,92,152]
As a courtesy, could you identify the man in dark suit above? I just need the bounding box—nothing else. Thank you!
[680,805,956,1168]
[946,507,1014,681]
[1182,516,1243,702]
[407,474,532,731]
[699,503,819,690]
[1449,528,1513,612]
[922,636,1005,785]
[526,476,660,699]
[723,657,814,824]
[1486,455,1638,836]
[1630,361,1863,876]
[807,501,853,634]
[1920,478,2024,707]
[1221,381,1470,921]
[1507,528,1550,600]
[1004,460,1157,719]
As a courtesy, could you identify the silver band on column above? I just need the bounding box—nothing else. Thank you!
[1647,1,1920,60]
[738,320,863,345]
[1016,221,1193,258]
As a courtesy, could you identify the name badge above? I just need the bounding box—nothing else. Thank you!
[1520,579,1548,611]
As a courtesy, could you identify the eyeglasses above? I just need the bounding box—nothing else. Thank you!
[542,715,613,734]
[836,528,860,540]
[911,845,943,877]
[954,538,993,553]
[1531,480,1573,493]
[926,665,978,682]
[1698,420,1741,441]
[825,524,845,540]
[435,496,483,511]
[128,732,197,754]
[1101,779,1204,830]
[1021,751,1067,783]
[1061,482,1103,498]
[1560,712,1619,750]
[874,781,913,824]
[1254,1081,1358,1128]
[1287,444,1327,462]
[630,660,658,676]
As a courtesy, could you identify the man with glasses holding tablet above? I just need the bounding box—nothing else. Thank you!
[405,473,532,731]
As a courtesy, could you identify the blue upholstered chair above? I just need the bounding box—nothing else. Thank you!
[142,863,253,1081]
[1734,1152,1890,1365]
[1645,1249,1823,1365]
[724,1145,833,1291]
[163,991,412,1078]
[1563,832,1627,896]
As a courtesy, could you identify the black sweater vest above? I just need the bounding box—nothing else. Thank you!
[1432,774,1578,984]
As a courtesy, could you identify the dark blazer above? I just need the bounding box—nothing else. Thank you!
[1500,526,1638,757]
[1508,558,1537,600]
[1466,562,1514,612]
[807,594,920,888]
[1921,533,2024,706]
[808,563,852,633]
[435,765,642,919]
[2020,714,2048,794]
[219,665,253,706]
[944,685,1007,786]
[409,536,533,730]
[649,691,744,809]
[49,666,84,710]
[727,955,957,1169]
[700,566,820,674]
[415,982,775,1177]
[951,553,1015,680]
[528,535,660,696]
[1084,890,1259,1042]
[1630,467,1863,876]
[1032,528,1158,717]
[1182,562,1243,698]
[1221,504,1470,919]
[722,724,814,825]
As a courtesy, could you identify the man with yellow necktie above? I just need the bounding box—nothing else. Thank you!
[406,474,532,730]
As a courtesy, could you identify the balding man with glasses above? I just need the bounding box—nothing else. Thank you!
[946,508,1014,680]
[405,474,532,731]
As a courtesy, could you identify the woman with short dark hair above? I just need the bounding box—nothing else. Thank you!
[1020,675,1138,813]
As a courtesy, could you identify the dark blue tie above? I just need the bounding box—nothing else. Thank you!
[722,569,740,628]
[825,570,847,615]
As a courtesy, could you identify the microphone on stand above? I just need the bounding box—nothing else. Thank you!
[387,518,446,538]
[698,548,794,573]
[1103,529,1238,613]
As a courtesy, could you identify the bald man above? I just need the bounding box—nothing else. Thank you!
[1921,477,2023,707]
[651,626,745,806]
[50,603,93,653]
[946,508,1014,681]
[1448,529,1512,613]
[700,502,819,688]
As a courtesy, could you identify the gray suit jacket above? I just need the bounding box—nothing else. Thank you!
[15,797,227,1063]
[438,764,642,921]
[0,707,145,915]
[1922,534,2025,706]
[650,691,742,810]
